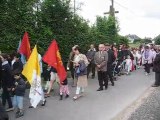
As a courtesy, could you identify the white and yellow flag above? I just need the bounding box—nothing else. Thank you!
[22,45,43,108]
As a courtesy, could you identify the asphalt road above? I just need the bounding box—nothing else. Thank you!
[8,68,154,120]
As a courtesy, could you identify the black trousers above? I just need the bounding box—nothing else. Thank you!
[144,63,151,73]
[70,67,75,80]
[2,88,13,108]
[87,63,96,78]
[0,101,9,120]
[155,72,160,85]
[98,71,108,89]
[107,64,114,84]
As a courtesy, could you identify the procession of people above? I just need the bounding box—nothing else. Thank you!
[0,32,160,120]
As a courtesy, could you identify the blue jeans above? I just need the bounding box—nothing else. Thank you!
[13,95,23,110]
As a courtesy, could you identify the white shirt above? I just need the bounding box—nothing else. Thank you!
[126,58,132,66]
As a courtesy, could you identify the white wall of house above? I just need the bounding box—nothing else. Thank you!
[128,37,134,43]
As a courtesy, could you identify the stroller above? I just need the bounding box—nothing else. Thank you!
[112,60,125,78]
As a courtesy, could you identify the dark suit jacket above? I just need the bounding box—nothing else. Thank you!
[107,49,116,64]
[86,49,96,64]
[153,53,160,73]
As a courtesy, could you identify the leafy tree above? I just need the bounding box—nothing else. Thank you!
[89,15,119,46]
[154,35,160,45]
[0,0,120,62]
[0,0,38,52]
[117,35,129,45]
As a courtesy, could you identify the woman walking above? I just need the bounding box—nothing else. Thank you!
[72,46,89,100]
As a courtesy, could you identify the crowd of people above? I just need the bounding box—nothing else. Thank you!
[0,43,160,119]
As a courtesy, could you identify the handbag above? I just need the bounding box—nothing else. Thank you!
[79,61,87,72]
[76,67,80,74]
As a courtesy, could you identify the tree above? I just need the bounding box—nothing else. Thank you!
[117,35,129,45]
[0,0,39,52]
[0,0,120,62]
[88,15,119,46]
[154,35,160,45]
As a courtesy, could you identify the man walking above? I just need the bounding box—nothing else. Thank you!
[105,43,115,86]
[94,44,108,91]
[86,44,96,79]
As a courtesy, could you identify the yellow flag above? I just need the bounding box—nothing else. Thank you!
[22,45,40,84]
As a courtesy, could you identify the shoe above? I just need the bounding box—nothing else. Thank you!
[65,94,69,98]
[16,110,20,114]
[29,106,34,108]
[41,100,46,106]
[60,95,63,100]
[16,112,24,118]
[73,96,78,100]
[105,87,108,90]
[152,84,159,87]
[6,107,14,112]
[45,94,50,98]
[145,73,148,76]
[97,88,103,91]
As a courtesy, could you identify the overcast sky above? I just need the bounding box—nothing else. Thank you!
[73,0,160,38]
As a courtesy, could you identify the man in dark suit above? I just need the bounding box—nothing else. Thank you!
[86,44,96,79]
[105,43,116,86]
[152,49,160,87]
[94,44,108,91]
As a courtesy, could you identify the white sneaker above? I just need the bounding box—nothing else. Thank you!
[6,107,14,112]
[145,73,148,76]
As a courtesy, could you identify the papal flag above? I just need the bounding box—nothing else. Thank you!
[22,45,43,108]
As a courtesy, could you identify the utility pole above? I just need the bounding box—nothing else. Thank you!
[104,0,119,17]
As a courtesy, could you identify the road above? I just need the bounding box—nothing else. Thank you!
[8,68,154,120]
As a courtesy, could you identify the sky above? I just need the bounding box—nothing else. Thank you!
[73,0,160,39]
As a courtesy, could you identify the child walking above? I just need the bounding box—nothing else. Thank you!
[125,55,132,75]
[59,78,70,100]
[12,71,26,118]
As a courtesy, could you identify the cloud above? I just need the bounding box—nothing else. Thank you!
[144,12,160,19]
[77,0,160,38]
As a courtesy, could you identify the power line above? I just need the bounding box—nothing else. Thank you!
[114,0,138,16]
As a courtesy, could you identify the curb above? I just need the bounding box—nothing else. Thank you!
[112,87,159,120]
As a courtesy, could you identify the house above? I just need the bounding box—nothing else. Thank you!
[125,34,140,43]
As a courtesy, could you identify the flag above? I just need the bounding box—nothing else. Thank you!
[43,40,67,83]
[18,32,31,60]
[17,40,26,65]
[22,45,43,108]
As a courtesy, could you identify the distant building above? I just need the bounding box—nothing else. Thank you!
[125,34,140,43]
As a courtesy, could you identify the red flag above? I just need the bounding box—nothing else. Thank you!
[43,40,67,83]
[18,32,31,60]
